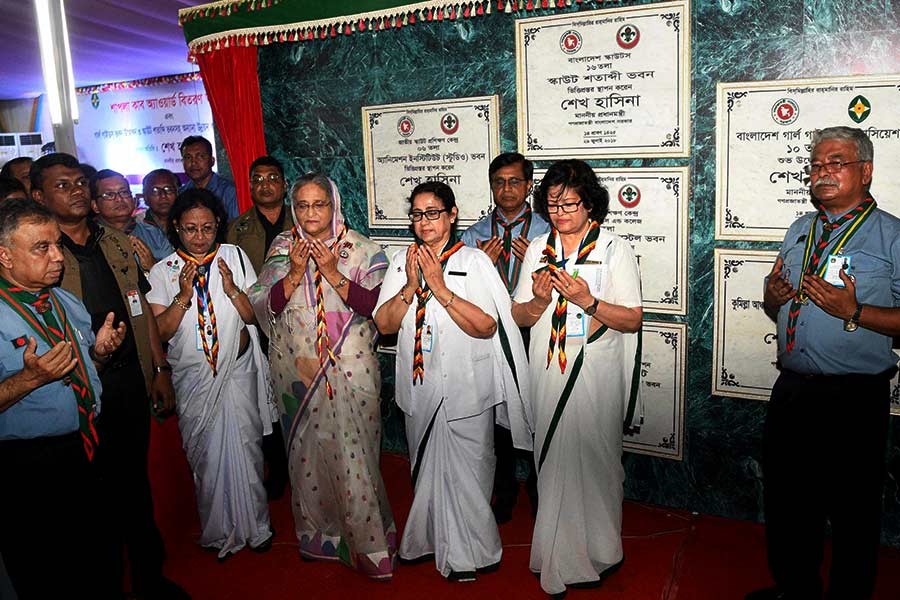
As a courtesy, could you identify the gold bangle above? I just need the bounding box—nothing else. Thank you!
[172,294,191,310]
[441,291,455,308]
[399,288,412,305]
[228,289,242,300]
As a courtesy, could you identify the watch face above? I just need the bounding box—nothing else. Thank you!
[844,320,859,332]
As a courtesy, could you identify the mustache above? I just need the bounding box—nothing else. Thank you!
[813,177,838,188]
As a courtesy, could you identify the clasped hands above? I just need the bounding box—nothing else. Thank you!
[531,267,595,310]
[289,238,342,286]
[765,255,858,320]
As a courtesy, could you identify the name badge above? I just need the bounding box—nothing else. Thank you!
[566,307,586,338]
[570,264,604,296]
[126,290,143,317]
[422,324,434,353]
[824,253,852,288]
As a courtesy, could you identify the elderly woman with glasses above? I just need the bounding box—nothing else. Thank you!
[248,173,396,580]
[511,159,643,596]
[374,181,530,583]
[146,188,274,561]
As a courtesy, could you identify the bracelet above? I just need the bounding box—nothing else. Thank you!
[172,294,191,310]
[399,288,412,305]
[441,291,456,308]
[227,289,243,300]
[88,345,110,364]
[335,276,348,289]
[153,364,173,375]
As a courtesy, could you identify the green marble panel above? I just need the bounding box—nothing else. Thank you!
[255,0,900,547]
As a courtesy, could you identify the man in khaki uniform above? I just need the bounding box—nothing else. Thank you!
[226,154,291,499]
[31,153,189,600]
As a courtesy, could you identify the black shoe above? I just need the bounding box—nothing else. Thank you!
[476,561,500,575]
[569,558,624,589]
[135,576,190,600]
[252,529,275,553]
[745,587,788,600]
[398,552,434,565]
[448,570,477,583]
[491,502,514,525]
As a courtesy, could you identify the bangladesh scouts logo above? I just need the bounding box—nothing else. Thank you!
[91,93,100,109]
[559,30,582,54]
[771,98,799,125]
[618,185,641,208]
[616,24,640,49]
[10,335,27,349]
[847,95,871,123]
[440,112,459,135]
[397,115,414,137]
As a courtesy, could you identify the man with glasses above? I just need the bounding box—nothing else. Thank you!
[90,169,173,269]
[139,168,180,235]
[178,135,238,220]
[226,155,291,499]
[30,153,189,600]
[460,152,549,524]
[750,127,900,600]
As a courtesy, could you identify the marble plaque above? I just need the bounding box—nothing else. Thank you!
[516,0,690,159]
[715,74,900,241]
[712,249,779,401]
[624,321,686,460]
[533,167,689,315]
[362,96,500,229]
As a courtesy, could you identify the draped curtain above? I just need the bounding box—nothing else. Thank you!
[196,46,266,214]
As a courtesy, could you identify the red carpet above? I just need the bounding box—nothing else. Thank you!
[147,417,900,599]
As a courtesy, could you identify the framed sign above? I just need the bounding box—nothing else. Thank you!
[712,249,779,401]
[516,0,690,159]
[533,167,689,315]
[624,321,686,460]
[715,74,900,241]
[362,96,500,229]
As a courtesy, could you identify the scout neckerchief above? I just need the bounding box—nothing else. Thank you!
[490,204,532,293]
[0,277,100,460]
[292,224,348,399]
[143,211,165,232]
[543,220,600,373]
[412,239,465,385]
[177,245,220,375]
[785,197,876,352]
[123,219,137,235]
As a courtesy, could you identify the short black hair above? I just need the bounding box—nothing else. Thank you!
[167,187,228,250]
[249,155,285,180]
[488,152,533,181]
[409,180,458,240]
[179,136,213,156]
[89,168,127,200]
[0,176,27,200]
[142,169,179,195]
[534,159,609,225]
[1,157,33,180]
[0,197,54,246]
[29,152,82,193]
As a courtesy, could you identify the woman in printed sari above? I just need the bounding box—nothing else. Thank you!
[373,181,530,582]
[511,159,643,596]
[248,173,395,580]
[146,188,274,561]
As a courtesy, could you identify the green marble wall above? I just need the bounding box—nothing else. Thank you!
[255,0,900,545]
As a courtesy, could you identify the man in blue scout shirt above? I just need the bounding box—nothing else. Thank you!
[749,127,900,600]
[0,198,125,598]
[461,152,550,523]
[179,135,239,221]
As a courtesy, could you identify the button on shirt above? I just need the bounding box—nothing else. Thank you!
[0,288,101,440]
[180,172,239,221]
[776,205,900,375]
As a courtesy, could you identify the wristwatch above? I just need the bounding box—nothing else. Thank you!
[584,296,600,316]
[844,302,863,332]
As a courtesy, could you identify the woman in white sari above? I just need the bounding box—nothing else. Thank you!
[147,188,273,561]
[512,159,643,597]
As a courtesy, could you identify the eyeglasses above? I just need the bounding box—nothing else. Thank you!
[546,200,583,214]
[804,160,866,176]
[178,224,217,237]
[409,208,449,222]
[251,173,283,185]
[294,201,331,213]
[98,189,134,202]
[490,177,527,189]
[149,186,177,197]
